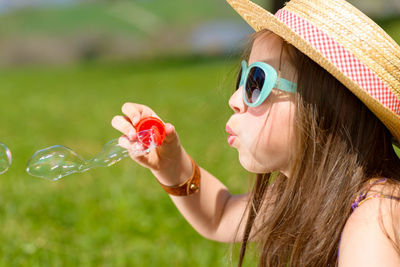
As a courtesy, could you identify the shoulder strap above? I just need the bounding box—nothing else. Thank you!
[354,194,400,209]
[352,178,400,210]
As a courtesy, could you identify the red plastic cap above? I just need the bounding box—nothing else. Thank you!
[136,117,166,147]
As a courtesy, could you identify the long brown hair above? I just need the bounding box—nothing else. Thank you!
[237,29,400,266]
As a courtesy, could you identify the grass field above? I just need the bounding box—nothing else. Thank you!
[0,56,262,266]
[1,55,399,266]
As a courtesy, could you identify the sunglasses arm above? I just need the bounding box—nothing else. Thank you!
[276,71,297,94]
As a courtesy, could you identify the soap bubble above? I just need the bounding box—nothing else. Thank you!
[0,143,12,175]
[27,129,158,181]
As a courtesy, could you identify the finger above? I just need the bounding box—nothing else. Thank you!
[121,116,139,141]
[112,115,136,138]
[163,123,178,144]
[121,103,159,126]
[121,103,141,126]
[118,135,132,150]
[118,136,148,161]
[119,135,144,151]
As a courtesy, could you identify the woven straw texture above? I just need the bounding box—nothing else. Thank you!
[226,0,400,143]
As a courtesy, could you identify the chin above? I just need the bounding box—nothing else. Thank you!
[238,153,271,173]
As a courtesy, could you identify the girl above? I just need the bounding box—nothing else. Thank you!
[112,0,400,265]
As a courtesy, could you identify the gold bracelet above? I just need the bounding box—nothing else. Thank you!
[157,156,201,196]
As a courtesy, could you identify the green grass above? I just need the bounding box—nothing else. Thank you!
[0,57,257,266]
[0,55,400,266]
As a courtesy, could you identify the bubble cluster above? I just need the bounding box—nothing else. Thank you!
[26,129,158,181]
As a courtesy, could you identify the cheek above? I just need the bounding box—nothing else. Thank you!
[234,113,271,172]
[251,102,295,171]
[261,107,293,151]
[238,116,265,149]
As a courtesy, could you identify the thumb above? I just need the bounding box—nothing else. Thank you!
[163,123,179,144]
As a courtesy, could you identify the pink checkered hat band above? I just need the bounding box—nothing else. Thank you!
[275,9,400,117]
[226,0,400,143]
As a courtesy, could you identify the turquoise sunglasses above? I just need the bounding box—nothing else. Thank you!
[236,60,297,107]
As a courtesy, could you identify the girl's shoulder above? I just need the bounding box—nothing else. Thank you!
[338,178,400,266]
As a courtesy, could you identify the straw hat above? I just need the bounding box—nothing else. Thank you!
[227,0,400,144]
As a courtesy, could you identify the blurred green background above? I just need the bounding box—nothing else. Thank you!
[0,0,400,266]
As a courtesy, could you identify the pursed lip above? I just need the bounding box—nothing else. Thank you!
[226,125,237,146]
[225,125,236,136]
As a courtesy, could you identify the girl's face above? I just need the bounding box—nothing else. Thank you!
[226,32,297,176]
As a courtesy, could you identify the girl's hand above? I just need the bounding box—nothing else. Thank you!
[111,103,189,181]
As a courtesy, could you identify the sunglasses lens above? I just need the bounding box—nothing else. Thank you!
[245,67,265,104]
[236,66,242,90]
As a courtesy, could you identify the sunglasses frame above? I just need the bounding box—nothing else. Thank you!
[237,60,297,107]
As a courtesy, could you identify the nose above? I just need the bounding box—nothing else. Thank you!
[229,86,247,113]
